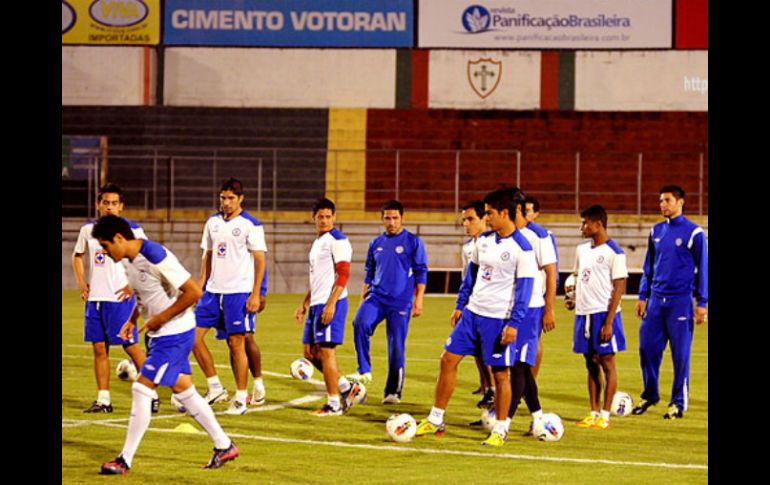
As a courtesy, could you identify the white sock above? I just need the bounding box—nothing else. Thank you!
[338,376,351,394]
[493,417,511,436]
[327,395,341,410]
[600,409,611,421]
[591,410,600,418]
[152,390,158,400]
[206,375,223,391]
[531,409,543,421]
[97,390,111,405]
[428,407,445,426]
[252,378,265,395]
[175,386,231,450]
[120,383,154,468]
[235,390,248,403]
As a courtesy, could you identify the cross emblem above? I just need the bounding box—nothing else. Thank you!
[467,58,503,99]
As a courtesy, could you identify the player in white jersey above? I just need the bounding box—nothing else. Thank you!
[294,198,363,416]
[569,205,628,430]
[193,178,268,415]
[415,189,538,447]
[460,201,496,413]
[92,215,239,474]
[72,183,159,414]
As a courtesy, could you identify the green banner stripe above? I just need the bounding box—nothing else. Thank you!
[395,49,412,109]
[558,51,575,111]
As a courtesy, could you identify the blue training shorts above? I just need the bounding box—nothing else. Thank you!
[514,306,544,367]
[141,328,195,387]
[194,291,255,340]
[572,311,626,355]
[303,298,348,346]
[445,308,515,367]
[84,297,138,346]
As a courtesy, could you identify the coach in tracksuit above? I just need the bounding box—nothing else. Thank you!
[633,185,708,419]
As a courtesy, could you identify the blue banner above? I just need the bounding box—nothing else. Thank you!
[164,0,413,47]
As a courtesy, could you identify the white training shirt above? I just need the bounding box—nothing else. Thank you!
[466,230,539,319]
[200,210,267,294]
[308,228,353,306]
[520,223,558,308]
[461,236,477,279]
[124,240,195,338]
[73,218,146,302]
[574,239,629,316]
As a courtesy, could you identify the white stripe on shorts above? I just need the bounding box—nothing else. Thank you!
[325,323,331,342]
[505,345,511,366]
[611,336,618,353]
[153,362,169,384]
[519,343,529,362]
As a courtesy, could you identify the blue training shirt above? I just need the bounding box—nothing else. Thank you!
[638,215,708,307]
[364,229,428,306]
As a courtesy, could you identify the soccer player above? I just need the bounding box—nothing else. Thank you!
[93,215,239,474]
[570,205,628,430]
[505,190,558,434]
[347,200,428,404]
[72,183,159,414]
[293,198,363,416]
[524,195,560,379]
[415,189,537,447]
[461,201,495,411]
[193,178,267,415]
[633,185,708,419]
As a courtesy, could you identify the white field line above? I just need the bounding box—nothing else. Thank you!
[84,421,708,471]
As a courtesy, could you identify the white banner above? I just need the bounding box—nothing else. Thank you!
[419,0,672,49]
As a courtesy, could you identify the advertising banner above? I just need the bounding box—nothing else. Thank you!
[62,0,160,45]
[419,0,672,49]
[165,0,413,47]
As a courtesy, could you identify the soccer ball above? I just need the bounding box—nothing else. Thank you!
[116,359,137,382]
[352,382,368,405]
[564,273,577,300]
[290,358,314,380]
[170,394,186,413]
[611,392,634,417]
[532,413,564,442]
[385,413,417,443]
[481,407,497,431]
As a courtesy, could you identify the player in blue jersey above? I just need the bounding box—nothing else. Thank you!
[347,200,428,404]
[633,185,708,419]
[570,205,628,430]
[294,198,363,416]
[192,178,268,415]
[415,189,537,447]
[92,215,239,474]
[72,183,159,414]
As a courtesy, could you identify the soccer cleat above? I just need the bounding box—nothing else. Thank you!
[476,389,495,409]
[381,394,401,405]
[223,399,248,415]
[663,404,684,420]
[590,416,611,429]
[345,372,372,385]
[631,398,659,415]
[481,431,507,447]
[203,388,229,405]
[84,401,113,413]
[576,415,597,428]
[415,419,445,436]
[469,419,484,427]
[340,382,362,413]
[312,404,343,416]
[203,441,239,469]
[250,388,266,407]
[523,420,535,436]
[151,398,160,414]
[100,455,130,475]
[471,386,483,395]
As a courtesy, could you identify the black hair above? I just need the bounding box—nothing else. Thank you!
[97,183,122,202]
[462,200,486,219]
[525,196,540,213]
[220,177,244,196]
[312,197,336,215]
[660,185,685,200]
[483,189,517,221]
[92,214,136,241]
[381,199,404,216]
[580,205,608,229]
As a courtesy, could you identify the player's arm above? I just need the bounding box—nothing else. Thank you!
[362,240,375,297]
[322,239,352,324]
[411,237,429,317]
[542,262,557,332]
[198,249,213,289]
[246,250,266,313]
[503,251,537,345]
[140,278,203,333]
[119,303,141,341]
[71,252,90,301]
[601,278,626,342]
[636,229,655,318]
[692,230,708,324]
[453,242,480,326]
[295,290,311,323]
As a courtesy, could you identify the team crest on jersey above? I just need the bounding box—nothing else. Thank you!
[500,251,510,261]
[581,269,591,282]
[212,224,220,233]
[395,245,404,254]
[596,255,605,264]
[481,265,494,281]
[675,238,683,246]
[217,242,227,257]
[94,251,107,266]
[138,271,147,282]
[232,228,241,237]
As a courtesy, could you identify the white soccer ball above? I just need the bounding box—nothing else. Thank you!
[352,382,368,405]
[611,392,634,417]
[116,359,137,382]
[532,413,564,442]
[481,407,497,431]
[170,394,187,413]
[564,273,577,300]
[290,358,314,380]
[385,413,417,443]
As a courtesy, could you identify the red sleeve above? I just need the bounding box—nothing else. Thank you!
[334,261,350,288]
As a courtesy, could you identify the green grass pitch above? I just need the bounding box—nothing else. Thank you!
[62,291,707,484]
